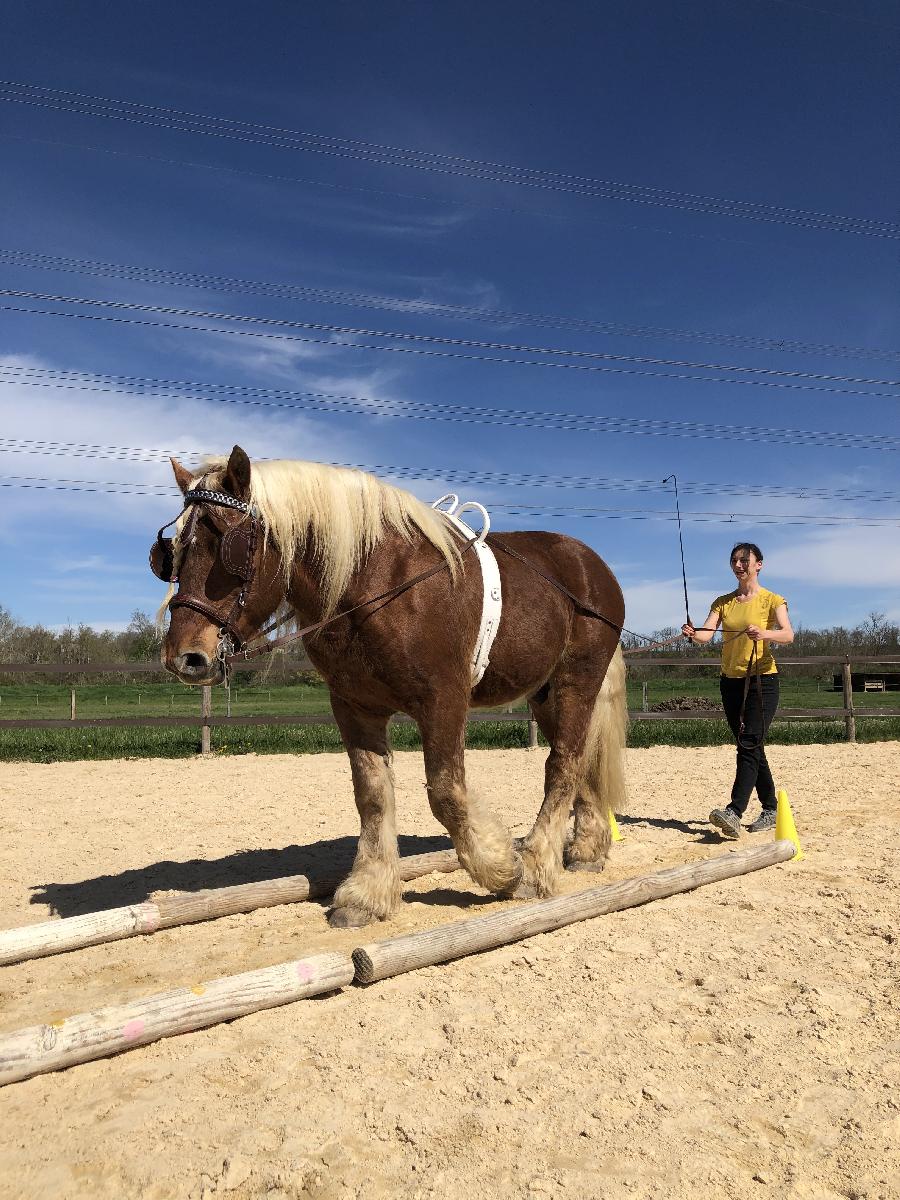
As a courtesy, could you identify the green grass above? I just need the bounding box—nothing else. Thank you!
[0,717,533,762]
[2,676,897,721]
[0,681,332,719]
[625,674,899,711]
[0,677,896,761]
[1,713,896,763]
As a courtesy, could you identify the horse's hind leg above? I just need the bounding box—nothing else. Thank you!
[419,699,522,895]
[518,682,599,897]
[565,791,612,872]
[565,645,626,872]
[329,696,401,929]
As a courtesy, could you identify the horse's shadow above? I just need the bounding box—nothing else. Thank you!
[31,833,455,919]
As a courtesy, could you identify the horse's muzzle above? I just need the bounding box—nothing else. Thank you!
[170,651,223,686]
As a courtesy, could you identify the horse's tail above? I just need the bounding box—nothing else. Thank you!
[578,644,628,820]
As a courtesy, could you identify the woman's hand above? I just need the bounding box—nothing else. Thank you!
[681,622,695,640]
[745,623,766,641]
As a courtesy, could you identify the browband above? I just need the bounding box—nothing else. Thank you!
[183,488,252,514]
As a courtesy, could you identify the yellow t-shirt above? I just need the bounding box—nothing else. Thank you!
[711,587,786,678]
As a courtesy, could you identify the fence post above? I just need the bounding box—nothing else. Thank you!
[642,682,648,713]
[70,688,76,721]
[528,715,539,749]
[841,658,856,743]
[201,686,212,756]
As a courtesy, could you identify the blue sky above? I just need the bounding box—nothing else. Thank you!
[1,0,898,638]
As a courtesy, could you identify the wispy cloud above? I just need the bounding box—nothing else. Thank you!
[766,527,900,589]
[53,555,147,575]
[619,577,695,636]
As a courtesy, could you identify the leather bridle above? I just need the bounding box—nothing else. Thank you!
[150,484,261,652]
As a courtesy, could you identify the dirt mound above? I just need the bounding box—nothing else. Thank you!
[649,695,721,712]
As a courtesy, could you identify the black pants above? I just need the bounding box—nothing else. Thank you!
[719,673,779,816]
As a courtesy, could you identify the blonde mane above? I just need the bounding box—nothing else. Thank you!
[190,457,463,617]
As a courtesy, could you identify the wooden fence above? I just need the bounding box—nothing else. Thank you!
[1,655,899,754]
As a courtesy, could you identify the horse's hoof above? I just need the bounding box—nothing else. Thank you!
[565,859,607,873]
[328,905,373,928]
[509,881,539,900]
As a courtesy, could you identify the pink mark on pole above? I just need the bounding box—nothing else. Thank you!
[122,1018,145,1042]
[296,961,315,984]
[132,903,161,933]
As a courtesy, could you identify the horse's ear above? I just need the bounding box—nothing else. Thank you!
[223,445,252,500]
[170,457,193,494]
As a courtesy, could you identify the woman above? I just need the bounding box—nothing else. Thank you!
[681,542,794,838]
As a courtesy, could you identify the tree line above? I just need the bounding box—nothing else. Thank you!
[0,607,314,684]
[621,611,899,660]
[1,604,897,684]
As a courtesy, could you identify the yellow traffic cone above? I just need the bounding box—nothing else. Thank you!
[609,811,623,842]
[775,788,804,861]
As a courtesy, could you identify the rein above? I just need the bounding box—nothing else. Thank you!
[156,488,755,678]
[489,537,625,636]
[224,553,468,666]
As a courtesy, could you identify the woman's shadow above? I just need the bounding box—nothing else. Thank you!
[30,833,454,918]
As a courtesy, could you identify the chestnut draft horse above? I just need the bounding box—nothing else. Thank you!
[153,446,627,928]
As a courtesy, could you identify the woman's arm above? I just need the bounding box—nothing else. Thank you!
[747,603,794,645]
[682,608,720,645]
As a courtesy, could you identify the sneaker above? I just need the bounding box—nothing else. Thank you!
[748,809,777,833]
[709,806,742,839]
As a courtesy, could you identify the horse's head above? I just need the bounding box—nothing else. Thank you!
[152,445,282,686]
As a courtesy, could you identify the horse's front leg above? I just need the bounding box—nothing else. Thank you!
[419,698,522,896]
[328,696,401,929]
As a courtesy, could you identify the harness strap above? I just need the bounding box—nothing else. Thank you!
[170,594,243,631]
[225,553,465,664]
[489,537,624,635]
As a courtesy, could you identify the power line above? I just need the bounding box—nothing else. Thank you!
[3,290,900,402]
[1,80,898,240]
[1,364,897,452]
[3,246,899,368]
[2,473,896,527]
[2,434,899,504]
[0,132,813,260]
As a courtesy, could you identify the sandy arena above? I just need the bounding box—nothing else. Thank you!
[0,743,898,1200]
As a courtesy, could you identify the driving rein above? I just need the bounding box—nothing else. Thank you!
[150,489,627,670]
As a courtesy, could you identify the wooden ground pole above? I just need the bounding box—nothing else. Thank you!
[0,843,796,1086]
[0,849,459,967]
[0,951,353,1087]
[353,840,797,983]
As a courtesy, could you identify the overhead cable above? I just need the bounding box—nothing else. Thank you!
[0,365,897,453]
[3,247,899,367]
[2,290,900,401]
[1,434,899,504]
[1,81,898,239]
[2,473,897,527]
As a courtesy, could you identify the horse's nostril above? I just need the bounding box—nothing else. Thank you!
[175,652,210,675]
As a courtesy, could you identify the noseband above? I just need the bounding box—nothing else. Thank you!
[150,485,261,652]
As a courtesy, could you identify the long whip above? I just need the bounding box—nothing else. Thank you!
[662,474,692,627]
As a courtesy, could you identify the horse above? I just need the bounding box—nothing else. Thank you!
[152,445,628,928]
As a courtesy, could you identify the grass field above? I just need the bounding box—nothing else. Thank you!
[0,678,896,761]
[1,675,898,719]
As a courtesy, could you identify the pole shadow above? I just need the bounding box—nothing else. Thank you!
[29,833,454,918]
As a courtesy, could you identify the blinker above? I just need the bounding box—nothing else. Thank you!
[148,489,255,585]
[150,537,177,582]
